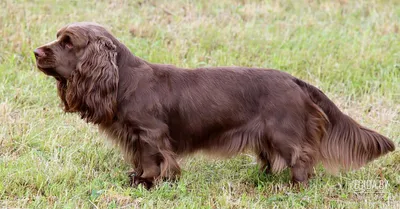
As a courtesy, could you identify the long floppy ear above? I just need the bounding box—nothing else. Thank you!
[66,36,119,124]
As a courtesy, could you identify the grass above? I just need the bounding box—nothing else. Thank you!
[0,0,399,208]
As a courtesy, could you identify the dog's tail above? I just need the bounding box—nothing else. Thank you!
[293,78,395,173]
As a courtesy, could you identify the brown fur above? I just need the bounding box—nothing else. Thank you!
[34,22,395,189]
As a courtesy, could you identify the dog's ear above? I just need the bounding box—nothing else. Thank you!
[66,36,119,124]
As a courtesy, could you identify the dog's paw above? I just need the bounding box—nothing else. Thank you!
[290,180,309,191]
[129,174,153,190]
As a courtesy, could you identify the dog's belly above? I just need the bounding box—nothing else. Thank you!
[169,113,270,155]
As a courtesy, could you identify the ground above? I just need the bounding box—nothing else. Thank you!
[0,0,399,208]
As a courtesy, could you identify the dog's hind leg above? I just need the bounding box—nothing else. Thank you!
[291,101,328,185]
[263,114,315,185]
[270,134,316,186]
[290,154,315,186]
[257,152,272,174]
[290,104,327,186]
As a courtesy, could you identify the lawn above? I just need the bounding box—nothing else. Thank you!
[0,0,399,208]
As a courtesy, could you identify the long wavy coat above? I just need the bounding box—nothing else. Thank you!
[34,22,395,189]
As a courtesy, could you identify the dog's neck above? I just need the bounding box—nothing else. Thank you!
[115,42,146,69]
[112,40,155,105]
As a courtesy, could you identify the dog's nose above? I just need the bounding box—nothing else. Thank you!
[34,48,45,58]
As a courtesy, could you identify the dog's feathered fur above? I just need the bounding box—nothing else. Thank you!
[34,22,395,189]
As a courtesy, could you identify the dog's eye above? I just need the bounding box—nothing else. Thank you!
[61,36,73,49]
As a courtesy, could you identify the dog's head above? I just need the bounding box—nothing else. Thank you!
[34,22,119,124]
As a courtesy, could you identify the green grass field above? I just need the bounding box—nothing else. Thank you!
[1,0,399,208]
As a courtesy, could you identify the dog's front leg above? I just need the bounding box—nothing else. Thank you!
[129,140,161,189]
[129,121,180,189]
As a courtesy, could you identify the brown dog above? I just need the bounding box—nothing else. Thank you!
[34,22,395,189]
